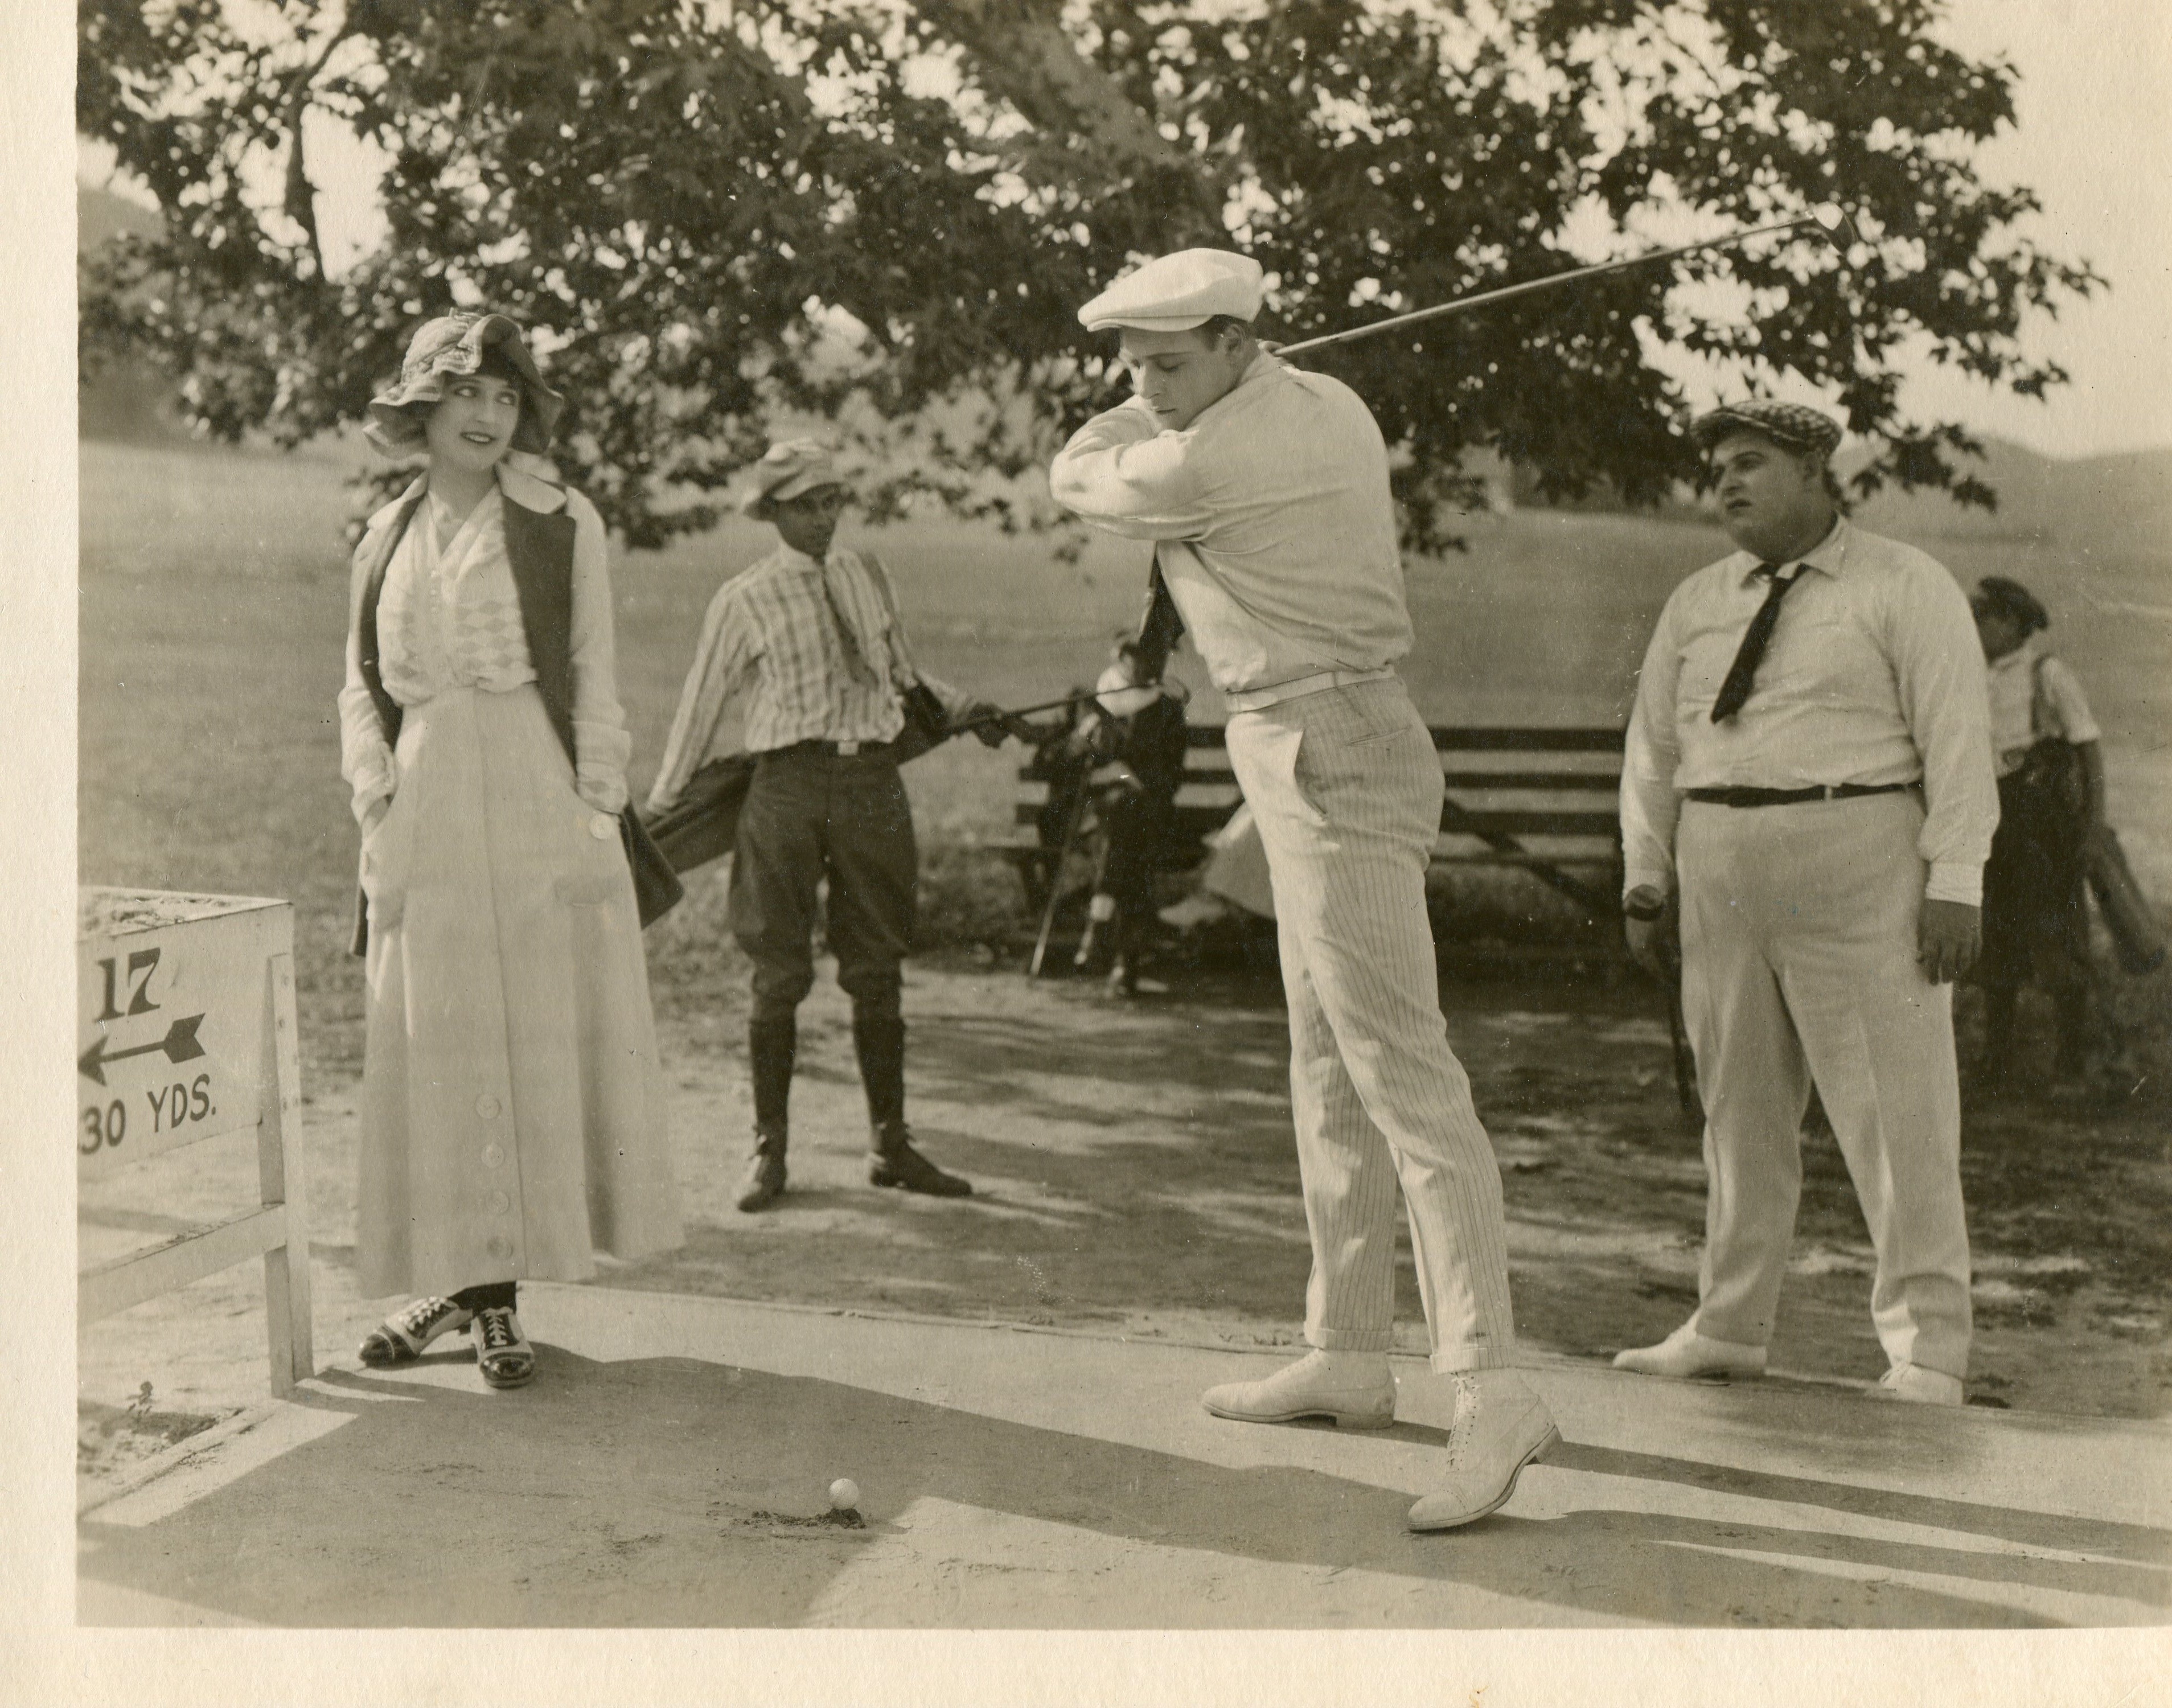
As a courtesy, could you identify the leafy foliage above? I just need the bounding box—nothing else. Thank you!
[80,0,2097,548]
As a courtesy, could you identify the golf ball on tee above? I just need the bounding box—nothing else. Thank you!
[829,1478,861,1511]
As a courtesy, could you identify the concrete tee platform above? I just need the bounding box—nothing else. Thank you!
[77,1284,2172,1630]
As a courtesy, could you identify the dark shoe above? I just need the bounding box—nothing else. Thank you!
[358,1296,473,1366]
[868,1125,971,1197]
[472,1306,536,1389]
[736,1134,787,1212]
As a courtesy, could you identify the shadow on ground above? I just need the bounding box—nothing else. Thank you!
[77,1348,2168,1628]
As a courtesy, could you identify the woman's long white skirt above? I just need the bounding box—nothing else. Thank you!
[357,682,681,1298]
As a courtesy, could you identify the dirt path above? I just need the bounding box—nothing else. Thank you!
[79,931,2171,1499]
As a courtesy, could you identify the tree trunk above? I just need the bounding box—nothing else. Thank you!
[917,0,1224,247]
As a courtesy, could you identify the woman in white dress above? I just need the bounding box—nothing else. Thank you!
[337,312,681,1388]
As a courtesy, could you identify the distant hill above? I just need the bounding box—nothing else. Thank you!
[1848,437,2172,560]
[77,182,187,445]
[79,181,161,249]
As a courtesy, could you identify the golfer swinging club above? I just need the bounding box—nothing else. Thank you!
[1049,249,1557,1533]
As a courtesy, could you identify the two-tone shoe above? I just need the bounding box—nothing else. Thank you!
[357,1296,473,1368]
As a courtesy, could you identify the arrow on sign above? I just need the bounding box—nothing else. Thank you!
[78,1015,207,1086]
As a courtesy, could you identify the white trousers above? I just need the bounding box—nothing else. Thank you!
[1225,679,1517,1372]
[1677,793,1972,1379]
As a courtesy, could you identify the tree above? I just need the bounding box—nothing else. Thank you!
[80,0,2099,551]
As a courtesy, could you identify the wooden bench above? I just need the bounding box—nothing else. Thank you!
[1007,724,1626,921]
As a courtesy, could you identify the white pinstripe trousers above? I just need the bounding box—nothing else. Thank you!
[1677,793,1972,1378]
[1225,679,1518,1372]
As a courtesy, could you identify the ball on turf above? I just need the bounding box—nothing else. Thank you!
[828,1478,861,1511]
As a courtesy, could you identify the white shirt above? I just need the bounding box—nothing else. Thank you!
[339,467,632,823]
[1048,352,1413,697]
[376,488,536,705]
[1621,519,1999,906]
[644,543,970,814]
[1986,635,2099,775]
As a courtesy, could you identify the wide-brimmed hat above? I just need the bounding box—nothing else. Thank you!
[1972,576,2050,633]
[1690,399,1843,461]
[364,312,565,457]
[741,439,852,518]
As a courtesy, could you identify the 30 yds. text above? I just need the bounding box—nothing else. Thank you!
[80,1073,219,1156]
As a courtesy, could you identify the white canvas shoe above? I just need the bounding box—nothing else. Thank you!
[1866,1363,1965,1406]
[1200,1349,1397,1428]
[1407,1369,1561,1532]
[1612,1321,1767,1380]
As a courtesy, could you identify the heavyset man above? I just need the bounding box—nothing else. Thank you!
[1049,249,1559,1533]
[646,441,1003,1211]
[1616,400,1999,1405]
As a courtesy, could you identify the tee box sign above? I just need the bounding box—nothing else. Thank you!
[77,889,314,1394]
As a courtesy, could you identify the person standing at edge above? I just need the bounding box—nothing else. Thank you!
[1615,400,1999,1406]
[340,311,682,1389]
[645,441,1006,1212]
[1049,249,1558,1534]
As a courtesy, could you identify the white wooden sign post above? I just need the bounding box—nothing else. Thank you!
[77,889,315,1394]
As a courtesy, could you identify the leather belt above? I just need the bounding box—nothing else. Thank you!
[1685,781,1915,809]
[762,738,897,759]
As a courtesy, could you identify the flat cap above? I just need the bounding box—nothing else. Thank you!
[741,438,851,518]
[1690,400,1843,460]
[1078,249,1264,333]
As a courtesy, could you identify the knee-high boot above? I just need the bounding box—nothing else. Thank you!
[853,1007,971,1197]
[738,1014,796,1212]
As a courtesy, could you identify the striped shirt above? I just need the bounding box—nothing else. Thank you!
[646,543,970,814]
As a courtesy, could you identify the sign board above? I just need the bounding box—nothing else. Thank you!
[77,888,314,1394]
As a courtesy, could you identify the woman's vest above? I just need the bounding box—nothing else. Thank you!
[348,483,679,952]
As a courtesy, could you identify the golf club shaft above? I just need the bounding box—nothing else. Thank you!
[1275,212,1832,359]
[952,689,1119,733]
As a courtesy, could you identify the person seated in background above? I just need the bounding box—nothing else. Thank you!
[1023,639,1190,995]
[1071,640,1191,993]
[1970,575,2131,1095]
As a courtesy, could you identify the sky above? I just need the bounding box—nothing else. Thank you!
[1908,0,2172,457]
[72,0,2172,461]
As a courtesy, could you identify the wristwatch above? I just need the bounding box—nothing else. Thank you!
[1622,894,1668,923]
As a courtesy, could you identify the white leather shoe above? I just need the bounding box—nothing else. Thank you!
[1866,1363,1964,1406]
[1407,1370,1561,1532]
[1612,1321,1767,1380]
[1201,1349,1397,1428]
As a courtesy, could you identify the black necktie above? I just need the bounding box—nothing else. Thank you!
[1710,563,1797,724]
[819,560,884,691]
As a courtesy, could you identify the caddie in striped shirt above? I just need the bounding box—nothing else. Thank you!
[1050,249,1560,1535]
[646,440,1008,1212]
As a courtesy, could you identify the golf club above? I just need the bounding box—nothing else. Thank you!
[1275,204,1855,359]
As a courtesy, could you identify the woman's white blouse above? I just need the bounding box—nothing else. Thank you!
[378,488,539,704]
[340,471,634,822]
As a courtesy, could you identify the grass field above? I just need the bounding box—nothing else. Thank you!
[81,432,2172,1093]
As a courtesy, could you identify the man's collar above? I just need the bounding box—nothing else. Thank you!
[1736,515,1849,584]
[774,543,829,573]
